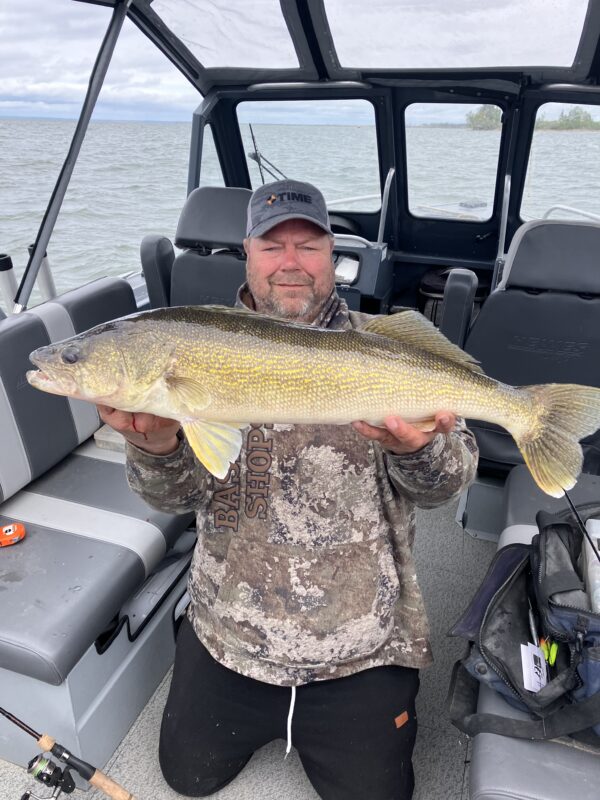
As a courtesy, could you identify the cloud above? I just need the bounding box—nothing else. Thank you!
[0,0,200,121]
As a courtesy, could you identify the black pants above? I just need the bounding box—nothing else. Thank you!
[159,617,419,800]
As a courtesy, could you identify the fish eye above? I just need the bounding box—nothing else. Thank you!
[61,346,81,365]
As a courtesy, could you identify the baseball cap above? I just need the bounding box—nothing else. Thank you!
[246,179,333,238]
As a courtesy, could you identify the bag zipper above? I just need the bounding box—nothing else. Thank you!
[477,555,530,703]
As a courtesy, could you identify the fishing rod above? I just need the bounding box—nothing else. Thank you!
[247,124,288,183]
[249,124,266,184]
[563,488,600,564]
[0,707,135,800]
[247,152,286,182]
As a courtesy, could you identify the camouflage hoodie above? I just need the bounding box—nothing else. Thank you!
[126,289,478,686]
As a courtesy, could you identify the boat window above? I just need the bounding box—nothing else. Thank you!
[199,125,225,188]
[151,0,299,69]
[405,103,502,222]
[520,103,600,223]
[324,0,588,69]
[236,100,381,212]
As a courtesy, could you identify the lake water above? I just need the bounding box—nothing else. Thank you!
[1,117,599,311]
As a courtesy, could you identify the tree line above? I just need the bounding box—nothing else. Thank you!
[465,105,600,130]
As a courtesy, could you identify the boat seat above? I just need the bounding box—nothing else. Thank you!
[468,464,600,800]
[141,186,252,309]
[463,220,600,475]
[0,278,194,770]
[170,185,252,307]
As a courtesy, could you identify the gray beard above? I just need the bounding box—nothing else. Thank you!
[256,291,315,322]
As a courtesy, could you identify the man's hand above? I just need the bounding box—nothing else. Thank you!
[97,405,181,456]
[352,412,456,456]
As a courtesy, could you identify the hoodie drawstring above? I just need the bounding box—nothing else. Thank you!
[285,685,297,758]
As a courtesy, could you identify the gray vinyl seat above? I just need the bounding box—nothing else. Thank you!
[463,220,600,474]
[140,186,252,308]
[0,277,194,685]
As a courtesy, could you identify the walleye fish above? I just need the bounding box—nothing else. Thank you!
[27,305,600,497]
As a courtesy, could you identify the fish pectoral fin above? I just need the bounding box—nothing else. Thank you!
[181,420,243,479]
[360,310,483,374]
[165,373,211,414]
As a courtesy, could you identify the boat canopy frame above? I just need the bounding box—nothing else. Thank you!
[76,0,600,94]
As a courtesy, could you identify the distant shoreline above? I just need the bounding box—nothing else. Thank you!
[1,117,598,131]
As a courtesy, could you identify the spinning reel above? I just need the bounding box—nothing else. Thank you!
[20,754,76,799]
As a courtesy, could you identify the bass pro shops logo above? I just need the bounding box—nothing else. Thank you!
[265,191,313,206]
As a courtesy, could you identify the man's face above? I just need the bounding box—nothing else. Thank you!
[244,219,335,323]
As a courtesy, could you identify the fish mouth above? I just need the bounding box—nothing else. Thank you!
[26,368,77,397]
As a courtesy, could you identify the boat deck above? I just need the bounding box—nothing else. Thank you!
[0,501,496,800]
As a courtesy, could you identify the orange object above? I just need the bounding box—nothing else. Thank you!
[394,711,409,729]
[0,523,26,547]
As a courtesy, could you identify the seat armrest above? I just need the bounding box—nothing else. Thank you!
[141,235,175,308]
[439,268,478,346]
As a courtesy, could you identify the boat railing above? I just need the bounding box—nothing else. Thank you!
[542,204,600,223]
[325,194,380,208]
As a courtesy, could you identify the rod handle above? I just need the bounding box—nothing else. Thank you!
[89,770,135,800]
[37,735,55,753]
[36,735,135,799]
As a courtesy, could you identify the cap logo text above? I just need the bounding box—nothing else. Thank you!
[265,191,313,205]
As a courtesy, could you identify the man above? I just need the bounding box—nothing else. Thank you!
[98,179,478,799]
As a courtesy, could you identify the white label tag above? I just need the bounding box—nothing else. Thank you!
[521,642,548,693]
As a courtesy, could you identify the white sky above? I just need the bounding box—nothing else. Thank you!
[0,0,597,124]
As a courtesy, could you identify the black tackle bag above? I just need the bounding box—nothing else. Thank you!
[447,503,600,745]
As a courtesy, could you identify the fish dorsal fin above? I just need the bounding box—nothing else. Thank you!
[181,420,244,479]
[360,310,483,374]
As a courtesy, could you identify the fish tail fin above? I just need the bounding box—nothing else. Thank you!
[514,384,600,497]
